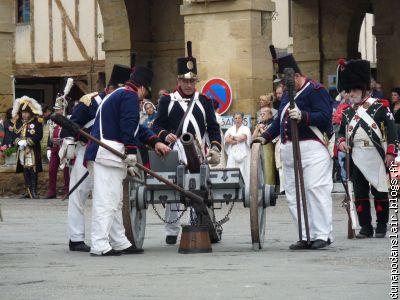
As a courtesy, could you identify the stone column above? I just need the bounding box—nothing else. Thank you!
[180,0,275,117]
[292,0,320,82]
[0,0,15,116]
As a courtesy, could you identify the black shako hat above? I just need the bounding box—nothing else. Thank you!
[108,64,132,87]
[177,41,197,79]
[337,59,371,92]
[269,45,301,75]
[129,66,153,93]
[276,54,301,75]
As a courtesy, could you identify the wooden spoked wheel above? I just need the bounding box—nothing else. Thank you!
[122,172,147,249]
[249,143,267,250]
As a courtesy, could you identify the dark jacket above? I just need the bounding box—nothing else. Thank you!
[14,117,43,173]
[152,88,222,150]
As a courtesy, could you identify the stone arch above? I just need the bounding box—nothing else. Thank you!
[124,0,185,97]
[97,0,184,98]
[293,0,400,91]
[97,0,131,81]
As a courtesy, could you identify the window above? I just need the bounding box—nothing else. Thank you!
[17,0,30,24]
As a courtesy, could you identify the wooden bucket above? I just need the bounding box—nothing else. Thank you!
[178,225,212,254]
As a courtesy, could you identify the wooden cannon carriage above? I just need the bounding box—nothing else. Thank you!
[122,133,277,251]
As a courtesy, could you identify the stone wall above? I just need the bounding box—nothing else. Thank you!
[0,0,15,117]
[151,0,185,97]
[181,0,275,117]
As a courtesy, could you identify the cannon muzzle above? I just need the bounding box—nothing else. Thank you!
[180,132,202,173]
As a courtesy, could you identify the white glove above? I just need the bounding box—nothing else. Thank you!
[206,147,221,166]
[124,154,137,167]
[47,149,51,161]
[124,154,139,177]
[288,104,302,121]
[18,140,27,149]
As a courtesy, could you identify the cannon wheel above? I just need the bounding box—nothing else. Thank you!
[249,143,267,250]
[122,176,147,249]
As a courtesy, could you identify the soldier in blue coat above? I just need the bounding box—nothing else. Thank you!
[253,53,334,250]
[63,64,132,252]
[152,41,222,245]
[66,65,169,255]
[84,65,153,256]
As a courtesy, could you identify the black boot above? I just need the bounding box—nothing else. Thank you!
[29,170,39,199]
[69,240,91,252]
[356,225,374,239]
[289,240,311,250]
[22,169,32,199]
[375,223,387,238]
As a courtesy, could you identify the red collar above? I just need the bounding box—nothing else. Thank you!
[125,81,139,93]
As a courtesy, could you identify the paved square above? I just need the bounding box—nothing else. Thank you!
[0,195,391,300]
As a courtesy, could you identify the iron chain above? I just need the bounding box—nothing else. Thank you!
[151,203,187,224]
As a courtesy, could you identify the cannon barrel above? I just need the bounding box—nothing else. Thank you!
[180,132,202,173]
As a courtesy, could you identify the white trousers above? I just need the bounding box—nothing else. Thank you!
[90,162,131,254]
[281,140,333,242]
[68,143,93,242]
[165,203,181,236]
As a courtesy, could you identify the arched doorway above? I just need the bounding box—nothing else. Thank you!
[124,0,185,100]
[97,0,184,102]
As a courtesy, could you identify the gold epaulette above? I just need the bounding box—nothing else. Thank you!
[79,92,99,107]
[37,117,44,124]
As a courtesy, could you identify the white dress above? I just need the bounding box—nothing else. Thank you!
[224,124,252,187]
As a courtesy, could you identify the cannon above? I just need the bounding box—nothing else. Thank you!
[48,113,276,250]
[122,132,277,251]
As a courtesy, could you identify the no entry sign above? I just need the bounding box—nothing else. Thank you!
[201,78,232,115]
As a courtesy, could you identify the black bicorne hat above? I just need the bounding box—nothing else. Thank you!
[337,59,371,92]
[107,64,132,87]
[177,41,197,79]
[129,66,153,93]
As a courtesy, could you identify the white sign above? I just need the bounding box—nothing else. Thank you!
[220,115,252,130]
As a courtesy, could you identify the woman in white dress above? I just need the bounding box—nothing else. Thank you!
[224,112,252,186]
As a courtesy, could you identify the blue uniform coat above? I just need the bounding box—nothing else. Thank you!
[262,79,333,144]
[85,85,141,161]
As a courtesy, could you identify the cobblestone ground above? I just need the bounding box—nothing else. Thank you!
[0,194,393,300]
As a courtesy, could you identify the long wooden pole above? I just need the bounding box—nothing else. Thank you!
[284,68,311,244]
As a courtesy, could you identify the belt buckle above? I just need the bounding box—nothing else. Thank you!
[364,141,369,147]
